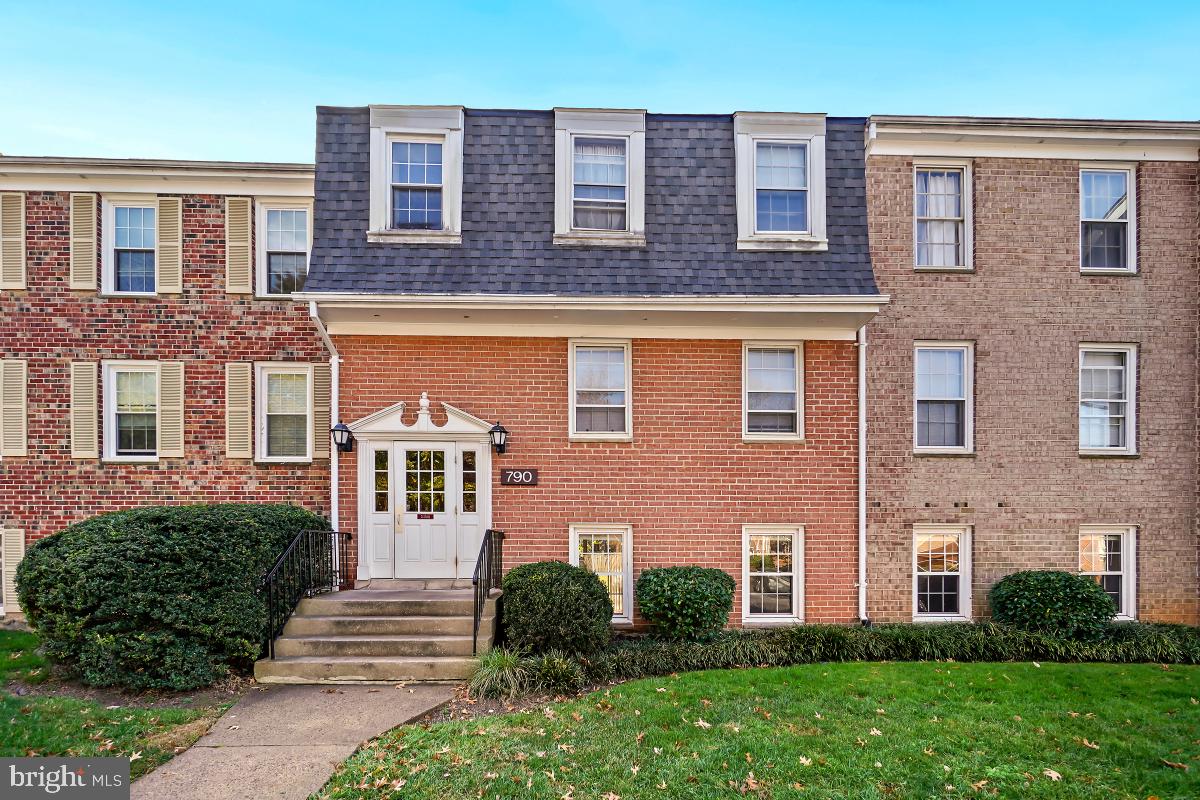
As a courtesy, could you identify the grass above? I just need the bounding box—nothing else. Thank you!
[317,662,1200,799]
[1,629,228,779]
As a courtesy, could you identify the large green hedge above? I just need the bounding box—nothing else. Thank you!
[17,504,327,690]
[990,570,1116,640]
[500,561,612,655]
[636,566,735,641]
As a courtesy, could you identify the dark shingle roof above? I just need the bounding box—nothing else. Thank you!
[307,108,877,297]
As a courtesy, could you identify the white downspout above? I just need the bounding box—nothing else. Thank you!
[309,301,340,529]
[856,325,870,624]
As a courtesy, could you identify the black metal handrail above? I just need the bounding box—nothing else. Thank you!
[260,529,352,659]
[472,529,504,654]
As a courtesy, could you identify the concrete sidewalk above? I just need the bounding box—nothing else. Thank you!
[132,683,454,800]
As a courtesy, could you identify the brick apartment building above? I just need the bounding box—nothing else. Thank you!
[1,108,1198,630]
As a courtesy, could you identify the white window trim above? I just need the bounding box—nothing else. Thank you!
[102,360,159,463]
[569,523,634,624]
[1079,524,1138,621]
[1079,163,1137,275]
[1078,343,1138,456]
[568,338,633,442]
[553,108,647,247]
[913,341,974,455]
[912,523,972,622]
[913,159,973,272]
[734,112,827,252]
[742,341,805,442]
[254,362,314,464]
[101,194,158,297]
[741,524,804,624]
[367,105,464,245]
[255,198,313,299]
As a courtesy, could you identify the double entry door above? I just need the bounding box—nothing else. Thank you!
[365,441,485,580]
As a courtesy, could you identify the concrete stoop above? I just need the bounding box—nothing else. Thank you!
[254,587,498,684]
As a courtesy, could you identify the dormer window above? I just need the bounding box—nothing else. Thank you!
[734,112,828,251]
[368,105,463,244]
[554,108,646,247]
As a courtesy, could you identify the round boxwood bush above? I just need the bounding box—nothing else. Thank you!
[636,566,735,641]
[501,561,612,655]
[989,570,1116,641]
[16,503,328,690]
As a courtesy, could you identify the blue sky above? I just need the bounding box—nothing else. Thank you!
[1,0,1196,163]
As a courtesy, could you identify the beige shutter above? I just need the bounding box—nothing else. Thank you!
[0,359,28,457]
[156,196,183,294]
[2,528,25,614]
[225,197,252,294]
[313,363,332,458]
[225,362,253,458]
[69,193,97,290]
[158,361,184,457]
[0,192,25,289]
[70,361,98,458]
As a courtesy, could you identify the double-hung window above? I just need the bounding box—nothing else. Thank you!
[570,524,633,623]
[914,343,973,453]
[367,106,463,243]
[733,112,827,251]
[743,525,803,622]
[913,525,971,620]
[1079,526,1136,619]
[112,204,156,294]
[257,204,310,296]
[1079,345,1136,455]
[256,364,312,462]
[390,141,443,230]
[1080,167,1135,273]
[915,165,970,269]
[569,340,631,440]
[572,137,628,231]
[754,142,808,233]
[103,362,158,460]
[743,343,803,440]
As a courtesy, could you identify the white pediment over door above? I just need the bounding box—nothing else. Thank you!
[348,392,494,439]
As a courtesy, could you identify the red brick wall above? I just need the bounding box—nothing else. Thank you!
[334,336,861,624]
[0,191,330,545]
[866,156,1200,624]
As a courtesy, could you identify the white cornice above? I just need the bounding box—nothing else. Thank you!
[0,156,314,196]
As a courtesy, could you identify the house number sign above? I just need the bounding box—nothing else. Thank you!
[501,469,539,486]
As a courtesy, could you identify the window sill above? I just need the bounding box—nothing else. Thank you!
[743,435,805,444]
[569,433,634,443]
[1080,268,1137,277]
[553,231,647,248]
[255,293,303,301]
[1078,449,1139,458]
[367,229,462,246]
[914,266,974,274]
[102,457,160,465]
[742,616,803,627]
[913,614,970,623]
[736,236,829,252]
[100,292,159,299]
[255,458,314,465]
[913,449,975,457]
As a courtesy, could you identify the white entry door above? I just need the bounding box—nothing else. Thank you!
[395,443,458,579]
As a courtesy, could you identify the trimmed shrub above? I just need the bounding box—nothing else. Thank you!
[16,503,327,690]
[636,566,735,641]
[501,561,612,655]
[989,570,1115,641]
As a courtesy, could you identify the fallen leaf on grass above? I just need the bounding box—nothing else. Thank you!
[694,718,712,729]
[1077,738,1100,750]
[870,728,882,736]
[1160,759,1189,771]
[798,755,812,766]
[1042,769,1061,781]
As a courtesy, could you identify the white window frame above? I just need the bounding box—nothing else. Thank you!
[1079,525,1137,621]
[913,160,973,271]
[912,524,972,622]
[367,105,464,244]
[255,362,314,464]
[913,341,974,454]
[1079,164,1136,275]
[1078,343,1137,456]
[101,195,157,296]
[742,342,805,442]
[102,360,160,462]
[569,523,634,624]
[568,339,633,442]
[553,108,646,247]
[741,524,804,624]
[255,199,312,298]
[734,112,827,251]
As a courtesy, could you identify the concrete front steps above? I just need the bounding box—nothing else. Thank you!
[254,587,497,684]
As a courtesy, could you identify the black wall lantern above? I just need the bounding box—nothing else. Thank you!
[489,421,509,454]
[331,422,354,453]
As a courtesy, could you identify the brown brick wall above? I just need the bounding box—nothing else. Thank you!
[0,191,330,544]
[866,155,1200,623]
[334,335,861,625]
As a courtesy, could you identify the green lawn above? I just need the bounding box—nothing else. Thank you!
[1,630,227,779]
[317,662,1200,800]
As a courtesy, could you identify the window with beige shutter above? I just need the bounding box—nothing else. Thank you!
[70,194,97,290]
[0,359,28,457]
[70,361,98,458]
[156,197,183,294]
[225,362,253,458]
[313,363,331,458]
[0,192,25,290]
